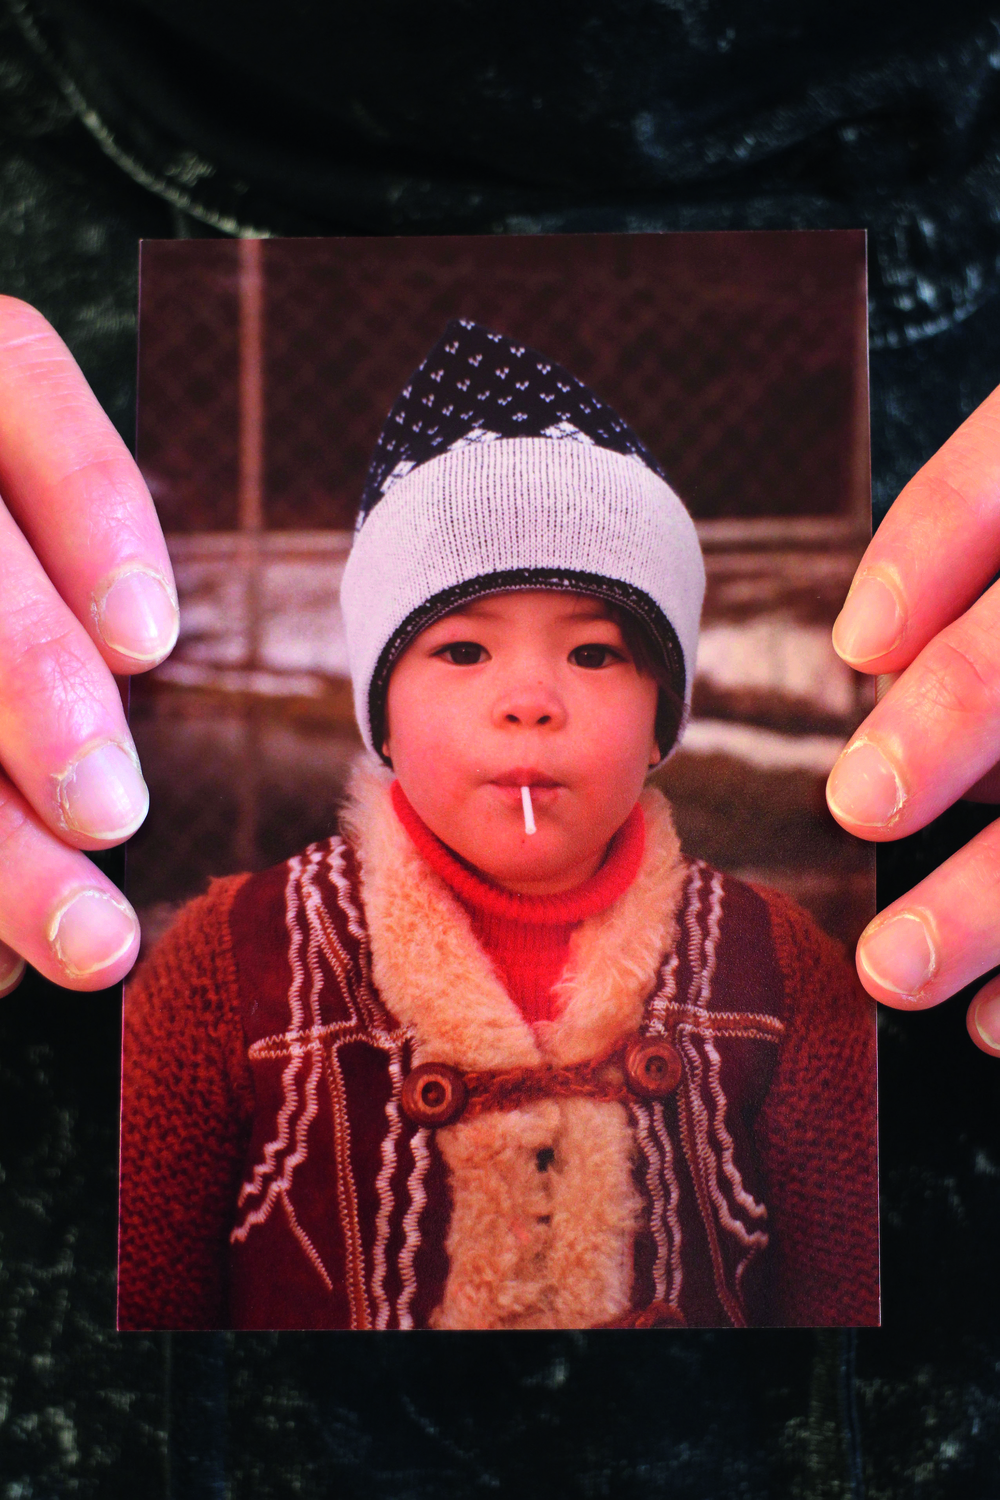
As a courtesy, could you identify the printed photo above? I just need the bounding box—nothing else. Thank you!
[120,231,877,1330]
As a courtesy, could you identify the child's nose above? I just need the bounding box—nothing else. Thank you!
[492,679,566,730]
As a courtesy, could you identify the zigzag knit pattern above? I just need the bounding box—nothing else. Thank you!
[359,318,666,519]
[119,849,879,1330]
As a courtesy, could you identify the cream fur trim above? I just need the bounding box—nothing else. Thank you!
[343,758,687,1328]
[342,760,540,1070]
[542,788,686,1065]
[431,1099,639,1330]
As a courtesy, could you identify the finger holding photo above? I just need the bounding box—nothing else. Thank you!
[0,297,174,991]
[828,380,1000,1050]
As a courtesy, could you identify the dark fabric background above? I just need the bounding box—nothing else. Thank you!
[0,2,998,1494]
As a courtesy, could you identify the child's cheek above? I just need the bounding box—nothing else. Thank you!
[578,684,656,778]
[396,694,485,828]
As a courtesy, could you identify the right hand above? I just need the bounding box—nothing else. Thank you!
[0,297,177,993]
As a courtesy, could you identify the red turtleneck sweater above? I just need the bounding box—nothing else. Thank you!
[390,782,645,1025]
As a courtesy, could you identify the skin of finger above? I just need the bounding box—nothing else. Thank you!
[833,383,1000,673]
[0,938,26,997]
[0,768,139,990]
[0,296,177,673]
[827,575,1000,839]
[966,975,1000,1058]
[856,815,1000,1009]
[0,493,143,848]
[962,761,1000,803]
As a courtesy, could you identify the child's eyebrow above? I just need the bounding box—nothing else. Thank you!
[437,606,496,624]
[555,608,616,626]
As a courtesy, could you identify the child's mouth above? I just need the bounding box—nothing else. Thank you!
[489,771,563,790]
[488,773,563,821]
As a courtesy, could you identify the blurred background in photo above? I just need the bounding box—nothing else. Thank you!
[129,232,872,956]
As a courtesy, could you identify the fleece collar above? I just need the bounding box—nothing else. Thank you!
[341,759,688,1068]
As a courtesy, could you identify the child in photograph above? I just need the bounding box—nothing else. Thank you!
[118,319,877,1331]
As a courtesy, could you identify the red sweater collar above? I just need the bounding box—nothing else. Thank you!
[390,781,645,925]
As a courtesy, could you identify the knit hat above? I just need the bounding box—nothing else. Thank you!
[340,319,705,758]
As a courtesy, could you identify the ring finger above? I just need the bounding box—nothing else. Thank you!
[0,766,139,990]
[855,814,1000,1008]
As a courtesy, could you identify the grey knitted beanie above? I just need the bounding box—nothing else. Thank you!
[340,319,705,758]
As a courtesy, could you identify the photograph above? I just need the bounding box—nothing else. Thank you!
[119,230,878,1331]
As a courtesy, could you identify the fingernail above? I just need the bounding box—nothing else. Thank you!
[0,949,25,993]
[57,742,149,839]
[827,740,905,828]
[833,575,904,664]
[49,889,138,978]
[973,992,1000,1051]
[96,570,178,663]
[858,911,936,998]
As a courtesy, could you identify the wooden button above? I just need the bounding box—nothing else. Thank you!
[400,1063,468,1127]
[624,1038,682,1100]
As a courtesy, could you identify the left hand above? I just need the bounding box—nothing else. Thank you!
[825,380,1000,1055]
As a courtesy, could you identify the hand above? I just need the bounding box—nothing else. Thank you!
[825,380,1000,1055]
[0,297,177,993]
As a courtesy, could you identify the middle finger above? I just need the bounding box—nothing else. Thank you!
[827,573,1000,839]
[0,494,147,848]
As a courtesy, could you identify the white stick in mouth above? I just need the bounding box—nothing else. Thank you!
[520,785,537,836]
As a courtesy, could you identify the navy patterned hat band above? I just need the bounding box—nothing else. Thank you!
[359,318,665,523]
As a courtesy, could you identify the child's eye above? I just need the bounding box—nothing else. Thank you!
[569,643,624,669]
[434,641,489,665]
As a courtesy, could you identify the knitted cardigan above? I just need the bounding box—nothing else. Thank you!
[118,765,878,1331]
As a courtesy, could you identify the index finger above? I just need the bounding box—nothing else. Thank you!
[831,381,1000,674]
[0,297,177,672]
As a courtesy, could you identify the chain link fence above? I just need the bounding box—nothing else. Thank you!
[138,232,868,534]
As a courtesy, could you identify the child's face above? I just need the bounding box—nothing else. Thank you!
[383,591,660,894]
